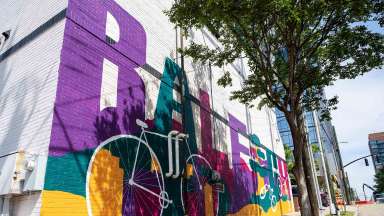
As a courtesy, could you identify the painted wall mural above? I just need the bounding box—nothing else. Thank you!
[41,0,293,215]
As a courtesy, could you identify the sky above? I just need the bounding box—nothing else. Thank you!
[324,21,384,200]
[325,68,384,200]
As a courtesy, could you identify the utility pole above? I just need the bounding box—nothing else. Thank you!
[337,141,351,205]
[340,151,377,204]
[343,154,376,168]
[313,110,338,215]
[306,131,323,209]
[362,184,376,201]
[179,25,186,132]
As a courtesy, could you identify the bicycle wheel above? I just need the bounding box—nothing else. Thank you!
[180,154,219,216]
[259,184,269,200]
[86,135,166,216]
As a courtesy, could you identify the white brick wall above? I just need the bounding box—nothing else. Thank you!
[0,0,288,214]
[0,0,67,215]
[0,0,68,53]
[11,192,42,216]
[121,0,253,152]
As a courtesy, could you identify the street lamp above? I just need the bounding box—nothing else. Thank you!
[338,141,351,205]
[344,154,377,168]
[339,145,378,204]
[313,110,337,215]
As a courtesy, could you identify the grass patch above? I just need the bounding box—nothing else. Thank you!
[325,211,354,216]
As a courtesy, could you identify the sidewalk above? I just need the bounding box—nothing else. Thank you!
[357,203,384,216]
[340,205,359,216]
[283,205,359,216]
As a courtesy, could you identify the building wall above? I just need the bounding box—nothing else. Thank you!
[1,0,293,215]
[0,0,67,215]
[10,192,42,216]
[276,96,344,203]
[369,132,384,172]
[318,117,344,203]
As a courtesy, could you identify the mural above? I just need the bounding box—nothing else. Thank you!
[41,0,293,215]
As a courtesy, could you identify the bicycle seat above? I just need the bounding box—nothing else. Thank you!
[136,119,148,128]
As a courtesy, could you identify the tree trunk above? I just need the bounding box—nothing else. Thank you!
[287,108,320,216]
[302,142,321,216]
[293,156,313,216]
[288,113,314,215]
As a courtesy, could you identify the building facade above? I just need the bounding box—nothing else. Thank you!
[0,0,293,215]
[368,132,384,173]
[276,96,345,205]
[318,115,345,203]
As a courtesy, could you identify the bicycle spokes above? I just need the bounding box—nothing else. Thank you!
[87,135,166,216]
[86,129,222,216]
[181,154,220,216]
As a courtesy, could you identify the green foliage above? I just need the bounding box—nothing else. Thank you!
[311,143,320,154]
[326,211,354,216]
[373,0,384,27]
[166,4,383,212]
[165,0,384,120]
[374,169,384,193]
[217,71,233,87]
[284,144,295,173]
[310,143,321,171]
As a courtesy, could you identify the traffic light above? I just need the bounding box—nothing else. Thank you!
[376,155,381,163]
[364,158,369,166]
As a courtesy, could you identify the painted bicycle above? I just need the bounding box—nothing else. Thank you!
[258,175,289,213]
[86,119,223,216]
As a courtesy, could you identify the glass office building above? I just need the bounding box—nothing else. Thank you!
[276,107,345,204]
[276,110,320,154]
[275,106,343,178]
[368,132,384,173]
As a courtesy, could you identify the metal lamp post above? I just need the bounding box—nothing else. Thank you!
[338,141,351,205]
[313,110,338,215]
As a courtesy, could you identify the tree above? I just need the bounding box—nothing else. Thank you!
[373,0,384,26]
[374,169,384,193]
[284,144,297,186]
[311,143,321,172]
[165,1,384,215]
[284,144,295,174]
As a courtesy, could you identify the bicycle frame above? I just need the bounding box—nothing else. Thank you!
[86,119,223,216]
[128,119,204,206]
[258,175,289,213]
[85,134,168,216]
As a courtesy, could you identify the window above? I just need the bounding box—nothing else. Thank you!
[277,118,290,132]
[281,133,293,147]
[305,112,315,127]
[307,127,318,144]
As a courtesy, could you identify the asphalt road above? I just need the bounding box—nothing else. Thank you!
[358,204,384,216]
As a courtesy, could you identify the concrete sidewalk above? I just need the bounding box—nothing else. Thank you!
[338,205,359,216]
[283,205,359,216]
[358,204,384,216]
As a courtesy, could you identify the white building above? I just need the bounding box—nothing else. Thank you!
[0,1,292,215]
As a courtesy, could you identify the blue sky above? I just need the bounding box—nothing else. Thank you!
[326,68,384,200]
[324,21,384,200]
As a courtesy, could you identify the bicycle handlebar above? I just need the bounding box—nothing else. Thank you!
[136,119,148,129]
[136,119,189,141]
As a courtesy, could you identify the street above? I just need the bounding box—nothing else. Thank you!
[358,204,384,216]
